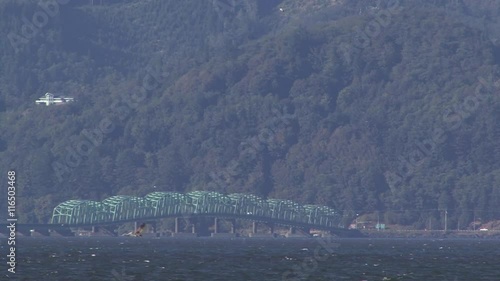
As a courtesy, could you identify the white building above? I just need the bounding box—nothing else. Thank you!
[35,93,75,106]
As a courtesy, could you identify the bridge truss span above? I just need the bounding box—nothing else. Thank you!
[51,191,345,230]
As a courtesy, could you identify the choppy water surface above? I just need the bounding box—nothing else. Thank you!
[1,237,499,280]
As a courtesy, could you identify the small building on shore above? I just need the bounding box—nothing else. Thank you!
[35,93,75,106]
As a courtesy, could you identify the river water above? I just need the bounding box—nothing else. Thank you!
[1,237,499,280]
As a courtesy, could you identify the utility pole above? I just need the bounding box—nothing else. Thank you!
[444,209,448,232]
[473,211,476,231]
[377,211,380,231]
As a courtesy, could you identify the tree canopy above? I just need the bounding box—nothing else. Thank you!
[1,0,500,228]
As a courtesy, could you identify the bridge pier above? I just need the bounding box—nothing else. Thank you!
[214,218,219,234]
[230,219,236,234]
[175,217,179,233]
[170,217,198,238]
[211,218,238,238]
[150,221,156,234]
[249,221,277,238]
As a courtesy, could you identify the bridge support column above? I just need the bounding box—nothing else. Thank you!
[270,223,274,234]
[150,222,156,234]
[289,227,295,234]
[134,221,138,232]
[91,226,97,233]
[252,221,257,234]
[230,219,236,234]
[192,223,196,234]
[214,218,218,234]
[175,217,179,233]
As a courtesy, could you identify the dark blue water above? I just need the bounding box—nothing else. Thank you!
[1,237,499,280]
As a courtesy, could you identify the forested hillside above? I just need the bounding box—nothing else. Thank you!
[1,0,500,228]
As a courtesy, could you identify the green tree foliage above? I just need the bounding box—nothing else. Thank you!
[0,0,499,226]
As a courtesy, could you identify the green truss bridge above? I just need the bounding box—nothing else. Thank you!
[51,191,358,236]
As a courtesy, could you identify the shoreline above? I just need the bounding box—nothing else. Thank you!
[360,229,500,239]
